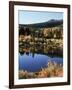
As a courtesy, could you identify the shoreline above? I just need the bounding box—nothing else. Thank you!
[19,61,63,79]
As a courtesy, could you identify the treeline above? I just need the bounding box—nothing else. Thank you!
[19,25,63,39]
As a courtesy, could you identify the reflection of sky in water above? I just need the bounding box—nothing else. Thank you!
[19,53,63,72]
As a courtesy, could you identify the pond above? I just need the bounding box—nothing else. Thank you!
[19,53,63,72]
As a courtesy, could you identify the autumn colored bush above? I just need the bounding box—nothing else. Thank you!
[19,61,63,79]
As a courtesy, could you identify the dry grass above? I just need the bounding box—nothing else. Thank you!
[19,61,63,79]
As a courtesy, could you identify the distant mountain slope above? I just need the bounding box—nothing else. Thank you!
[19,19,63,28]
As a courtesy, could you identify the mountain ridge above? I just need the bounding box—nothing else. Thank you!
[19,19,63,28]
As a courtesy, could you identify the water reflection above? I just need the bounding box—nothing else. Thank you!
[19,41,63,72]
[19,47,63,58]
[19,39,63,57]
[19,52,63,72]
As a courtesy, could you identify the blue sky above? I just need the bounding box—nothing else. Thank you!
[19,10,63,24]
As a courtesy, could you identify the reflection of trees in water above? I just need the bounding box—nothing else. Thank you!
[19,42,63,57]
[19,48,35,57]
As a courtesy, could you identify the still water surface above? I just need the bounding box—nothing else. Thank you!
[19,53,63,72]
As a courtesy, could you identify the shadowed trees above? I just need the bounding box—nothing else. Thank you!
[19,27,31,36]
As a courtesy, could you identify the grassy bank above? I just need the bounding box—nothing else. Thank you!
[19,61,63,79]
